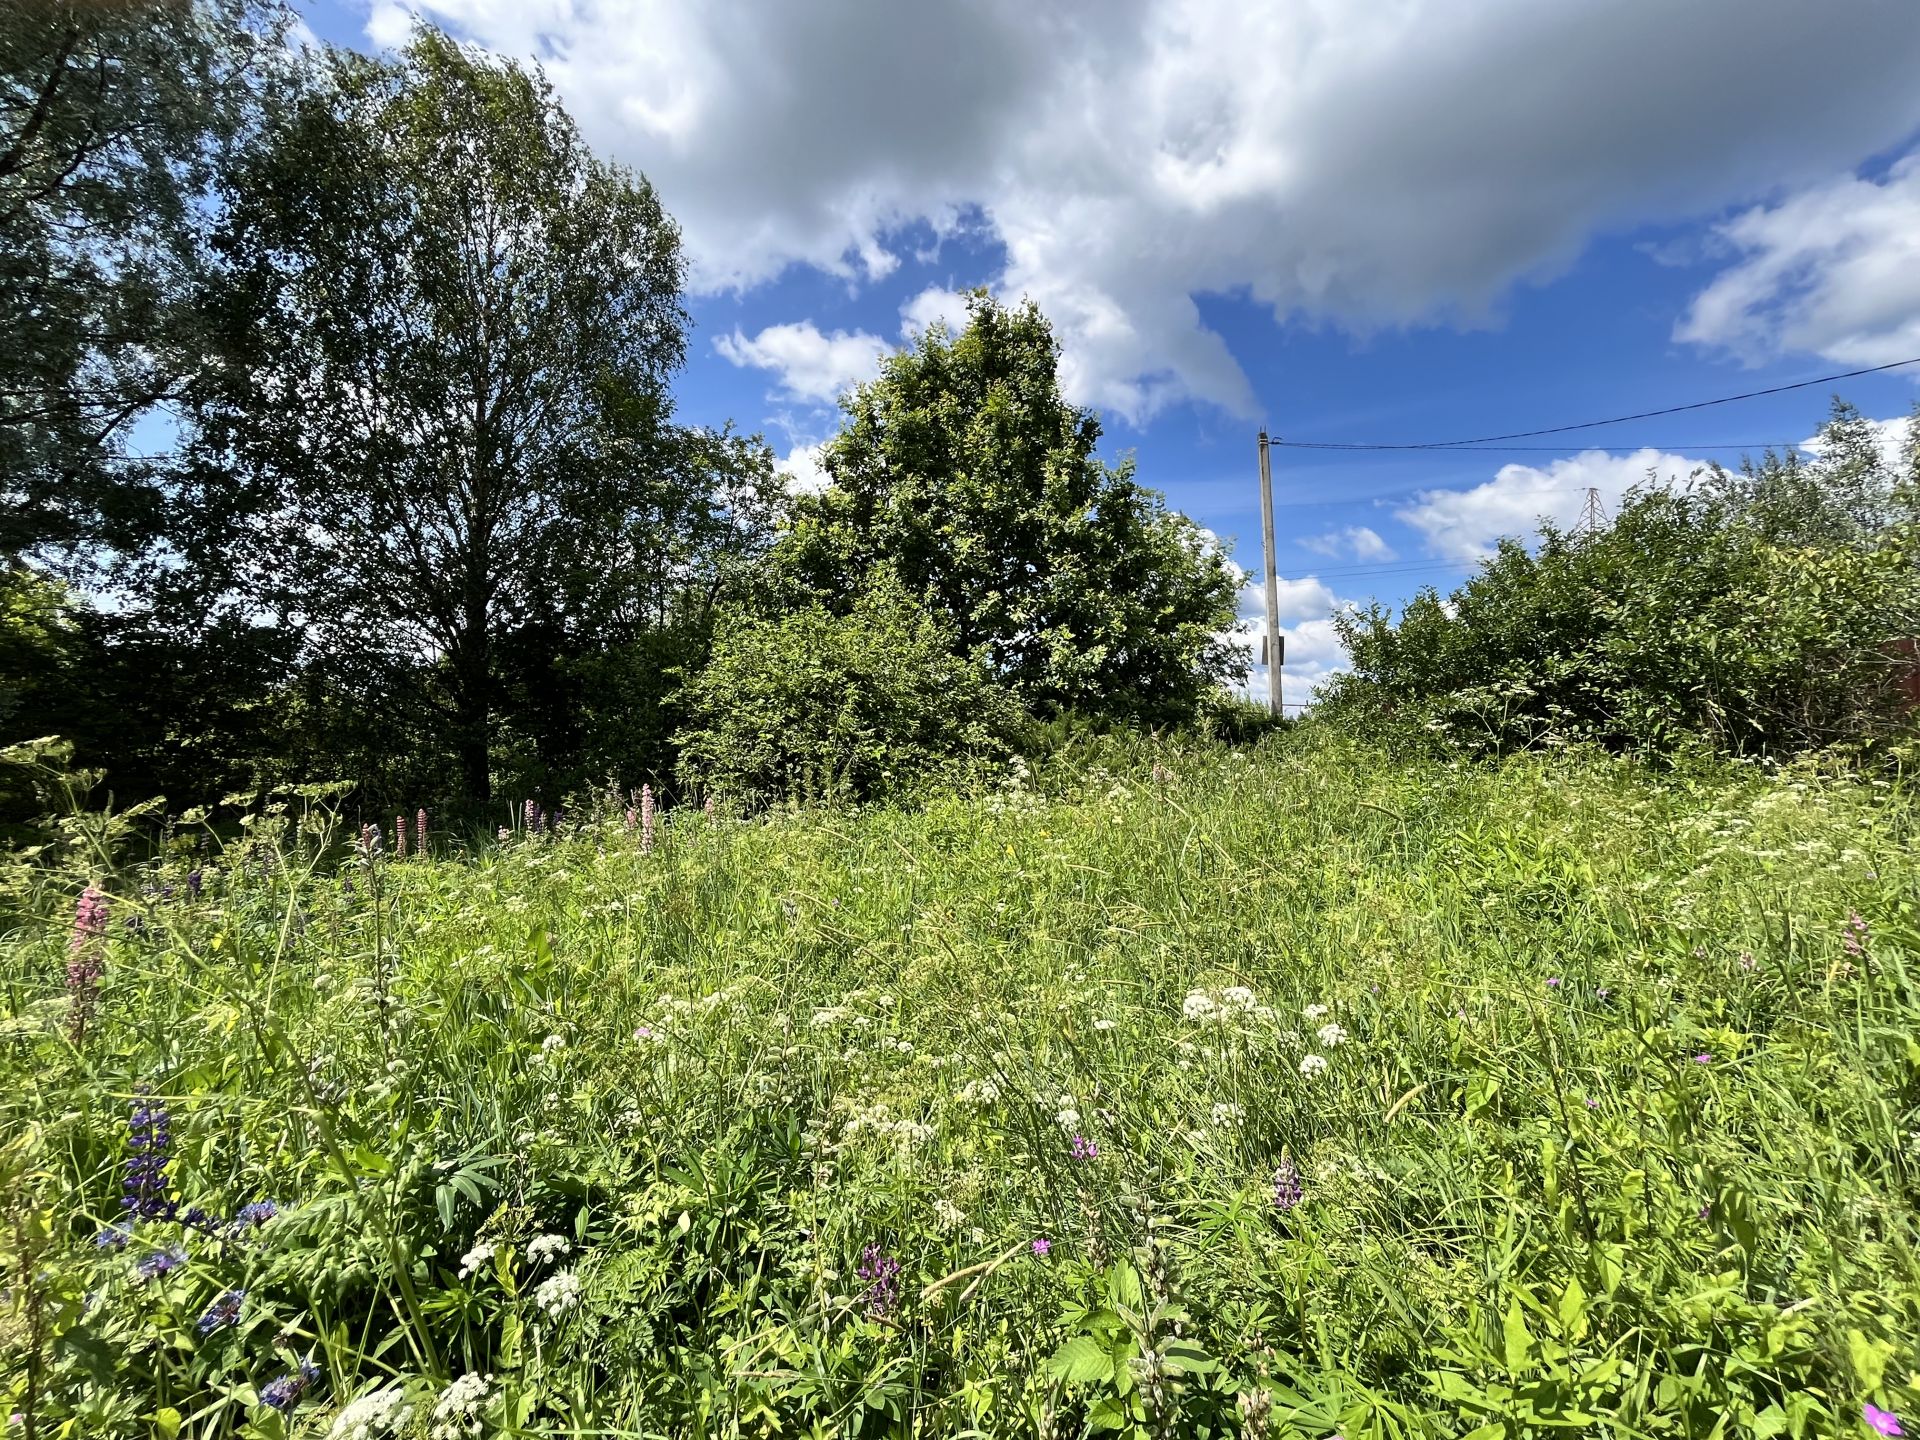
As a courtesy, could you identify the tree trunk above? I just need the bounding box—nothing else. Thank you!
[454,577,491,804]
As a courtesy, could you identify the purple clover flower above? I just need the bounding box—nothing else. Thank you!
[196,1288,244,1335]
[1070,1134,1098,1162]
[1031,1237,1051,1257]
[855,1243,902,1319]
[1545,976,1562,989]
[1692,1053,1712,1066]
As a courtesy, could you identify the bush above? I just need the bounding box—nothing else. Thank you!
[675,576,1018,805]
[1319,402,1920,760]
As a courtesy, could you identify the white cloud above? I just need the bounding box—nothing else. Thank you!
[774,441,831,496]
[1230,576,1355,710]
[899,286,974,339]
[713,322,891,405]
[362,1,1920,426]
[1303,525,1395,562]
[1396,448,1702,564]
[1676,151,1920,367]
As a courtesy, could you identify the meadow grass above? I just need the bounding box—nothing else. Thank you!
[3,733,1918,1438]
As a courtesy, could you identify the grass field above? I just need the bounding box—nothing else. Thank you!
[4,734,1919,1438]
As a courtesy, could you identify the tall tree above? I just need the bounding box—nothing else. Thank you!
[188,28,746,803]
[0,0,285,568]
[777,291,1244,724]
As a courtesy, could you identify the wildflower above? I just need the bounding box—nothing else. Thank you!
[261,1360,323,1413]
[1070,1134,1099,1162]
[456,1242,494,1279]
[704,794,716,818]
[1698,1203,1712,1220]
[1211,1101,1245,1127]
[394,815,407,859]
[1221,985,1256,1011]
[1545,976,1562,989]
[1316,1023,1348,1048]
[123,1091,174,1220]
[633,1024,655,1041]
[1738,951,1757,971]
[1031,1237,1051,1258]
[1585,1097,1600,1109]
[186,868,203,898]
[1182,990,1218,1022]
[93,1219,134,1250]
[640,784,656,853]
[1056,1107,1081,1131]
[234,1200,278,1229]
[1595,987,1612,1002]
[532,1269,581,1320]
[540,1034,566,1055]
[1864,1404,1903,1437]
[522,799,536,833]
[66,885,109,1038]
[134,1247,187,1282]
[1093,1018,1117,1031]
[196,1288,244,1335]
[1692,1053,1712,1065]
[1271,1155,1303,1211]
[327,1385,411,1439]
[855,1243,902,1318]
[1843,911,1870,958]
[431,1373,494,1439]
[1303,1004,1329,1020]
[497,826,511,843]
[958,1078,999,1105]
[1299,1054,1329,1079]
[525,1233,571,1264]
[416,809,427,856]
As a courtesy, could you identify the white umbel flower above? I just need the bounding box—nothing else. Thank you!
[456,1242,494,1279]
[1299,1053,1329,1079]
[532,1269,581,1320]
[1182,990,1217,1022]
[1303,1004,1330,1020]
[525,1233,571,1264]
[1220,986,1256,1011]
[329,1387,412,1440]
[1316,1023,1348,1048]
[430,1373,493,1440]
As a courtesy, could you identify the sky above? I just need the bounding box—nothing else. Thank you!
[293,0,1920,708]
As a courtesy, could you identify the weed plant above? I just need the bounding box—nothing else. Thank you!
[2,733,1917,1438]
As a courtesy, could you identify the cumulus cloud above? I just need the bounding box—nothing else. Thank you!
[774,440,832,496]
[713,322,891,404]
[899,286,975,338]
[361,0,1920,425]
[1676,150,1920,367]
[1303,525,1395,562]
[1230,575,1357,710]
[1396,448,1704,564]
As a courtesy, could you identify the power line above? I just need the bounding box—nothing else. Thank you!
[1277,439,1797,454]
[1270,355,1920,451]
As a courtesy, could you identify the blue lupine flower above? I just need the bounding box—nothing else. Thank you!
[234,1201,278,1228]
[93,1219,134,1251]
[134,1247,187,1282]
[196,1288,244,1335]
[122,1090,174,1220]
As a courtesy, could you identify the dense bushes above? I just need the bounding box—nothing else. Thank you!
[675,577,1019,805]
[1319,403,1920,759]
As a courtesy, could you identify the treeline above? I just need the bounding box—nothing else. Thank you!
[1322,401,1920,761]
[1,4,1246,822]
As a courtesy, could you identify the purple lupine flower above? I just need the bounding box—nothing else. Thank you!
[196,1288,244,1335]
[640,785,656,853]
[66,885,109,1037]
[416,808,427,857]
[855,1243,902,1319]
[394,815,407,859]
[123,1091,174,1220]
[1271,1155,1303,1211]
[261,1361,322,1413]
[1865,1404,1903,1437]
[134,1246,187,1282]
[1070,1135,1098,1162]
[181,1207,219,1234]
[1031,1237,1051,1257]
[522,799,535,833]
[186,868,203,898]
[94,1219,134,1250]
[234,1201,278,1229]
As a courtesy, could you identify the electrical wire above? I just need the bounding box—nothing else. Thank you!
[1267,355,1920,451]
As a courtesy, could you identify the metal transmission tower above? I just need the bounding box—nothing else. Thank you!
[1578,486,1608,539]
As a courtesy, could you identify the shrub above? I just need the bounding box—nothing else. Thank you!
[675,575,1018,805]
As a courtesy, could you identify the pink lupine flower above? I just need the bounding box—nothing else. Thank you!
[416,808,427,856]
[640,784,655,853]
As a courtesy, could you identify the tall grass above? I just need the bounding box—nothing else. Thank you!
[3,733,1917,1438]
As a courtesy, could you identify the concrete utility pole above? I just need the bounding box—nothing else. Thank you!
[1257,430,1283,716]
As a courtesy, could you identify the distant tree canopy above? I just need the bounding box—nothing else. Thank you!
[1318,402,1920,759]
[773,292,1245,728]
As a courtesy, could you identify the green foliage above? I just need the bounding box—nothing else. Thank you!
[774,291,1245,726]
[676,575,1018,805]
[5,736,1920,1436]
[1321,402,1920,760]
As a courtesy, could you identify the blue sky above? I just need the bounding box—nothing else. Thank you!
[294,0,1920,706]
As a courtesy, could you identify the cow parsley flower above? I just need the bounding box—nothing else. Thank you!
[328,1385,411,1439]
[456,1242,494,1278]
[1299,1054,1329,1079]
[525,1233,570,1264]
[1182,990,1218,1022]
[1303,1004,1329,1020]
[1316,1023,1348,1048]
[1220,985,1256,1011]
[532,1269,581,1320]
[430,1373,494,1440]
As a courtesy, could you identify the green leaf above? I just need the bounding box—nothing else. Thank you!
[1049,1336,1115,1386]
